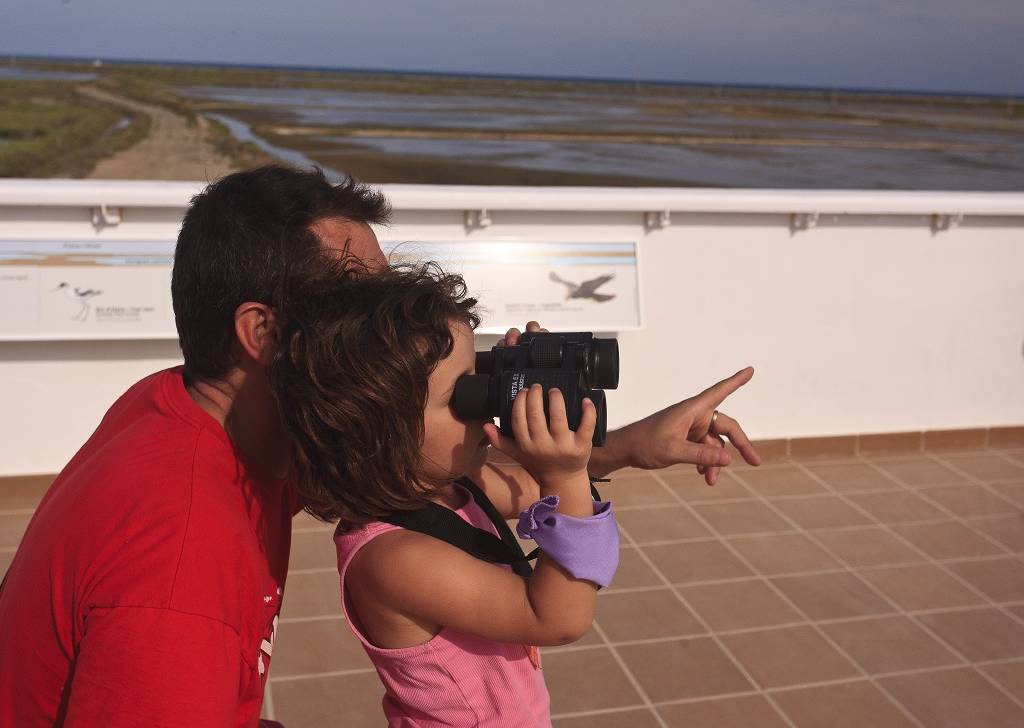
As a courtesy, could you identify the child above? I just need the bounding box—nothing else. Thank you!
[271,262,619,726]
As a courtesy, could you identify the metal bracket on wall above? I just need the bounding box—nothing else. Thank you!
[931,213,963,233]
[464,209,492,231]
[90,204,123,228]
[644,210,671,230]
[790,212,819,232]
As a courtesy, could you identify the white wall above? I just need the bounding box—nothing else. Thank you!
[1,182,1022,476]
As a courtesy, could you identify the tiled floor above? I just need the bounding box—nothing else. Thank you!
[3,446,1024,727]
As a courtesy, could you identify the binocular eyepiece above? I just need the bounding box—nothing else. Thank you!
[454,332,618,446]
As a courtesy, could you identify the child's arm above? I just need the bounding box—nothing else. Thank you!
[348,385,603,647]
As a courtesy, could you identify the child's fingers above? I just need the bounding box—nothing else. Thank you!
[547,388,569,435]
[525,384,549,441]
[575,396,598,446]
[510,387,531,445]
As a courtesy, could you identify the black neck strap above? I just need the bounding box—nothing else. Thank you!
[381,478,535,578]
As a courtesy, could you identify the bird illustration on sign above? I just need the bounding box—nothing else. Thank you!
[549,272,616,303]
[52,282,102,321]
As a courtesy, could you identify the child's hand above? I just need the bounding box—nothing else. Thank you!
[483,384,596,490]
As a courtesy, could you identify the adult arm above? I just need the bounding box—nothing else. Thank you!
[587,367,762,483]
[63,606,241,728]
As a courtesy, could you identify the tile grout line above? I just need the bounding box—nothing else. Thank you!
[793,457,1024,714]
[654,469,928,728]
[615,516,800,728]
[864,455,1024,616]
[587,619,671,728]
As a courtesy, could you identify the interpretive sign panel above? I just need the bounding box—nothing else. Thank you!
[0,239,176,340]
[384,241,641,333]
[0,239,640,340]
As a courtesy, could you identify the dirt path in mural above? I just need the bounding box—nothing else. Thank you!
[81,87,238,181]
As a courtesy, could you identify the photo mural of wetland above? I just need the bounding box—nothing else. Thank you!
[2,58,1023,188]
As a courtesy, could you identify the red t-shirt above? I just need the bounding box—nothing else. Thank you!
[0,368,295,727]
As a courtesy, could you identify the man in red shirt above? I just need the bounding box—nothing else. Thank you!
[0,165,759,727]
[0,167,391,727]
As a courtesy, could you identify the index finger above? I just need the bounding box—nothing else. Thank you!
[694,367,755,409]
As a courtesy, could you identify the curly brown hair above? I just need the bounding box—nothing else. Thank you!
[271,258,480,524]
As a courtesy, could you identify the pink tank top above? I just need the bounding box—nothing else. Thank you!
[335,486,552,727]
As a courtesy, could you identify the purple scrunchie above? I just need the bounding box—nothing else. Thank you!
[516,494,619,588]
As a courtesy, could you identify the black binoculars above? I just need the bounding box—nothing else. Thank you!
[454,332,619,446]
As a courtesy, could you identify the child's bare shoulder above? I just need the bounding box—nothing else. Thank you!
[347,528,473,601]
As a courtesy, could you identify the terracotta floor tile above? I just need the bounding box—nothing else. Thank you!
[736,465,827,496]
[859,564,984,611]
[859,432,923,456]
[595,588,705,642]
[770,496,872,530]
[844,491,946,524]
[946,557,1024,602]
[660,469,755,502]
[553,708,661,727]
[615,504,711,543]
[608,547,664,590]
[790,436,858,459]
[938,454,1024,482]
[813,527,925,567]
[543,647,643,713]
[601,473,677,507]
[657,694,789,728]
[719,625,859,688]
[872,457,965,488]
[989,427,1024,449]
[727,533,843,575]
[821,616,961,673]
[273,618,372,676]
[0,512,32,549]
[690,501,793,536]
[890,521,1004,560]
[771,680,917,728]
[770,572,895,620]
[921,484,1021,518]
[880,668,1024,728]
[981,660,1024,703]
[289,530,340,571]
[280,571,342,620]
[0,474,51,510]
[805,462,900,492]
[642,540,754,584]
[991,481,1024,508]
[917,608,1024,661]
[272,671,384,728]
[616,637,753,701]
[678,579,803,632]
[967,515,1024,552]
[923,428,988,452]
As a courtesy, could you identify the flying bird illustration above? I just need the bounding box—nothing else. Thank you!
[52,282,102,321]
[549,272,616,303]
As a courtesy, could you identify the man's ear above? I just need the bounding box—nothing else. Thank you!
[234,301,280,367]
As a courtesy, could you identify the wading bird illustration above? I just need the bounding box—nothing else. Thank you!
[548,271,616,303]
[52,282,102,321]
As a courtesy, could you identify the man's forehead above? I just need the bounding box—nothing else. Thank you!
[310,217,384,264]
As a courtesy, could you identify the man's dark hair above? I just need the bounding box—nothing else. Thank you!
[172,165,391,382]
[270,260,479,524]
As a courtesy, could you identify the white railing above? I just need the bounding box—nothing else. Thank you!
[1,180,1022,476]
